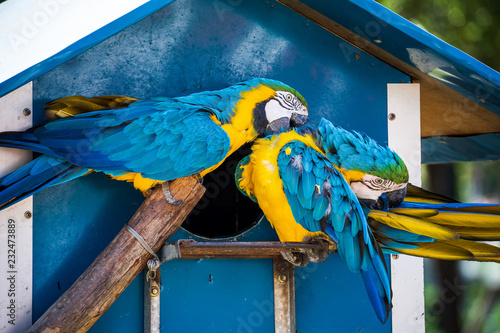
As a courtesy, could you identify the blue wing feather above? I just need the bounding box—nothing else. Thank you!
[277,140,391,323]
[0,95,233,208]
[0,156,89,209]
[27,103,231,180]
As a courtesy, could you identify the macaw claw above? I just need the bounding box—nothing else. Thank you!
[280,237,334,267]
[280,251,310,267]
[161,182,182,205]
[302,237,333,264]
[194,173,204,184]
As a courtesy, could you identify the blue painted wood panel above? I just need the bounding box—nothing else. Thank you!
[422,133,500,164]
[32,0,409,331]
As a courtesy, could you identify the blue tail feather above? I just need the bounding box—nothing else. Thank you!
[0,156,85,209]
[326,218,391,323]
[361,263,391,323]
[0,131,56,156]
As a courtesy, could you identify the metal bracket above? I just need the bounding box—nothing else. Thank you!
[144,269,161,333]
[160,239,335,262]
[144,239,335,333]
[273,256,296,333]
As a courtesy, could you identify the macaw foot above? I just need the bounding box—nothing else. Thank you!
[301,237,334,264]
[194,173,204,184]
[280,251,310,267]
[161,181,182,205]
[280,237,334,267]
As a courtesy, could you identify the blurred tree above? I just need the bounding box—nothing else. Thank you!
[377,0,500,71]
[427,164,463,333]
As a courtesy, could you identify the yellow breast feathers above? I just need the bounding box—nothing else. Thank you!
[204,84,277,177]
[244,131,326,242]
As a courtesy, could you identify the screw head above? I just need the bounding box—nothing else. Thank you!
[151,286,159,297]
[355,53,360,59]
[392,254,399,260]
[24,211,32,219]
[23,108,31,116]
[388,113,396,121]
[278,274,287,283]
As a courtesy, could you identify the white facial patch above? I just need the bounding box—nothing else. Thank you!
[351,174,407,200]
[264,91,308,123]
[350,181,382,201]
[362,174,407,190]
[265,98,289,123]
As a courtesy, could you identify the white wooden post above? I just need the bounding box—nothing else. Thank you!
[387,83,425,333]
[0,83,33,332]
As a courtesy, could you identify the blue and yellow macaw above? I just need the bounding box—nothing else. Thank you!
[236,116,500,322]
[368,184,500,262]
[297,119,500,262]
[0,78,309,209]
[313,120,500,261]
[315,118,408,209]
[236,118,410,323]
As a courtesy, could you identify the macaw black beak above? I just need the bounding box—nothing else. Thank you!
[358,185,407,210]
[267,117,291,133]
[290,113,308,127]
[385,186,407,208]
[359,197,386,210]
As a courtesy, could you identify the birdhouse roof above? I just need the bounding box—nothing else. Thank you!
[1,0,499,163]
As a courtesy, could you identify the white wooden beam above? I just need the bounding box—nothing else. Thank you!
[0,83,33,332]
[387,83,425,332]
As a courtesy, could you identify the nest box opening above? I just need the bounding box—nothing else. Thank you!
[182,143,261,238]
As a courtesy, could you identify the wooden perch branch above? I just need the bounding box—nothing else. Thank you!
[28,177,205,333]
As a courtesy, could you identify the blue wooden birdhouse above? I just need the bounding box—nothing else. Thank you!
[1,0,499,332]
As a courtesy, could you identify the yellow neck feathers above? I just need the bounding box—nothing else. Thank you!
[340,169,366,183]
[252,130,324,163]
[202,85,277,177]
[239,129,365,197]
[230,84,275,132]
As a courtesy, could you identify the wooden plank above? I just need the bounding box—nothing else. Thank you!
[418,81,500,137]
[28,177,205,333]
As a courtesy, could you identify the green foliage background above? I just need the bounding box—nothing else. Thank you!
[377,1,500,332]
[377,0,500,71]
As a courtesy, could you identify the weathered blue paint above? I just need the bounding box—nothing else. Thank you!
[295,257,391,333]
[299,0,500,163]
[33,173,145,330]
[422,133,500,164]
[29,0,409,331]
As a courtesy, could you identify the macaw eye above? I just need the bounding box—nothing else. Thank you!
[286,94,293,101]
[374,178,384,185]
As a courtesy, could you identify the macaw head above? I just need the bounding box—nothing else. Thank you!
[316,118,408,210]
[229,78,309,135]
